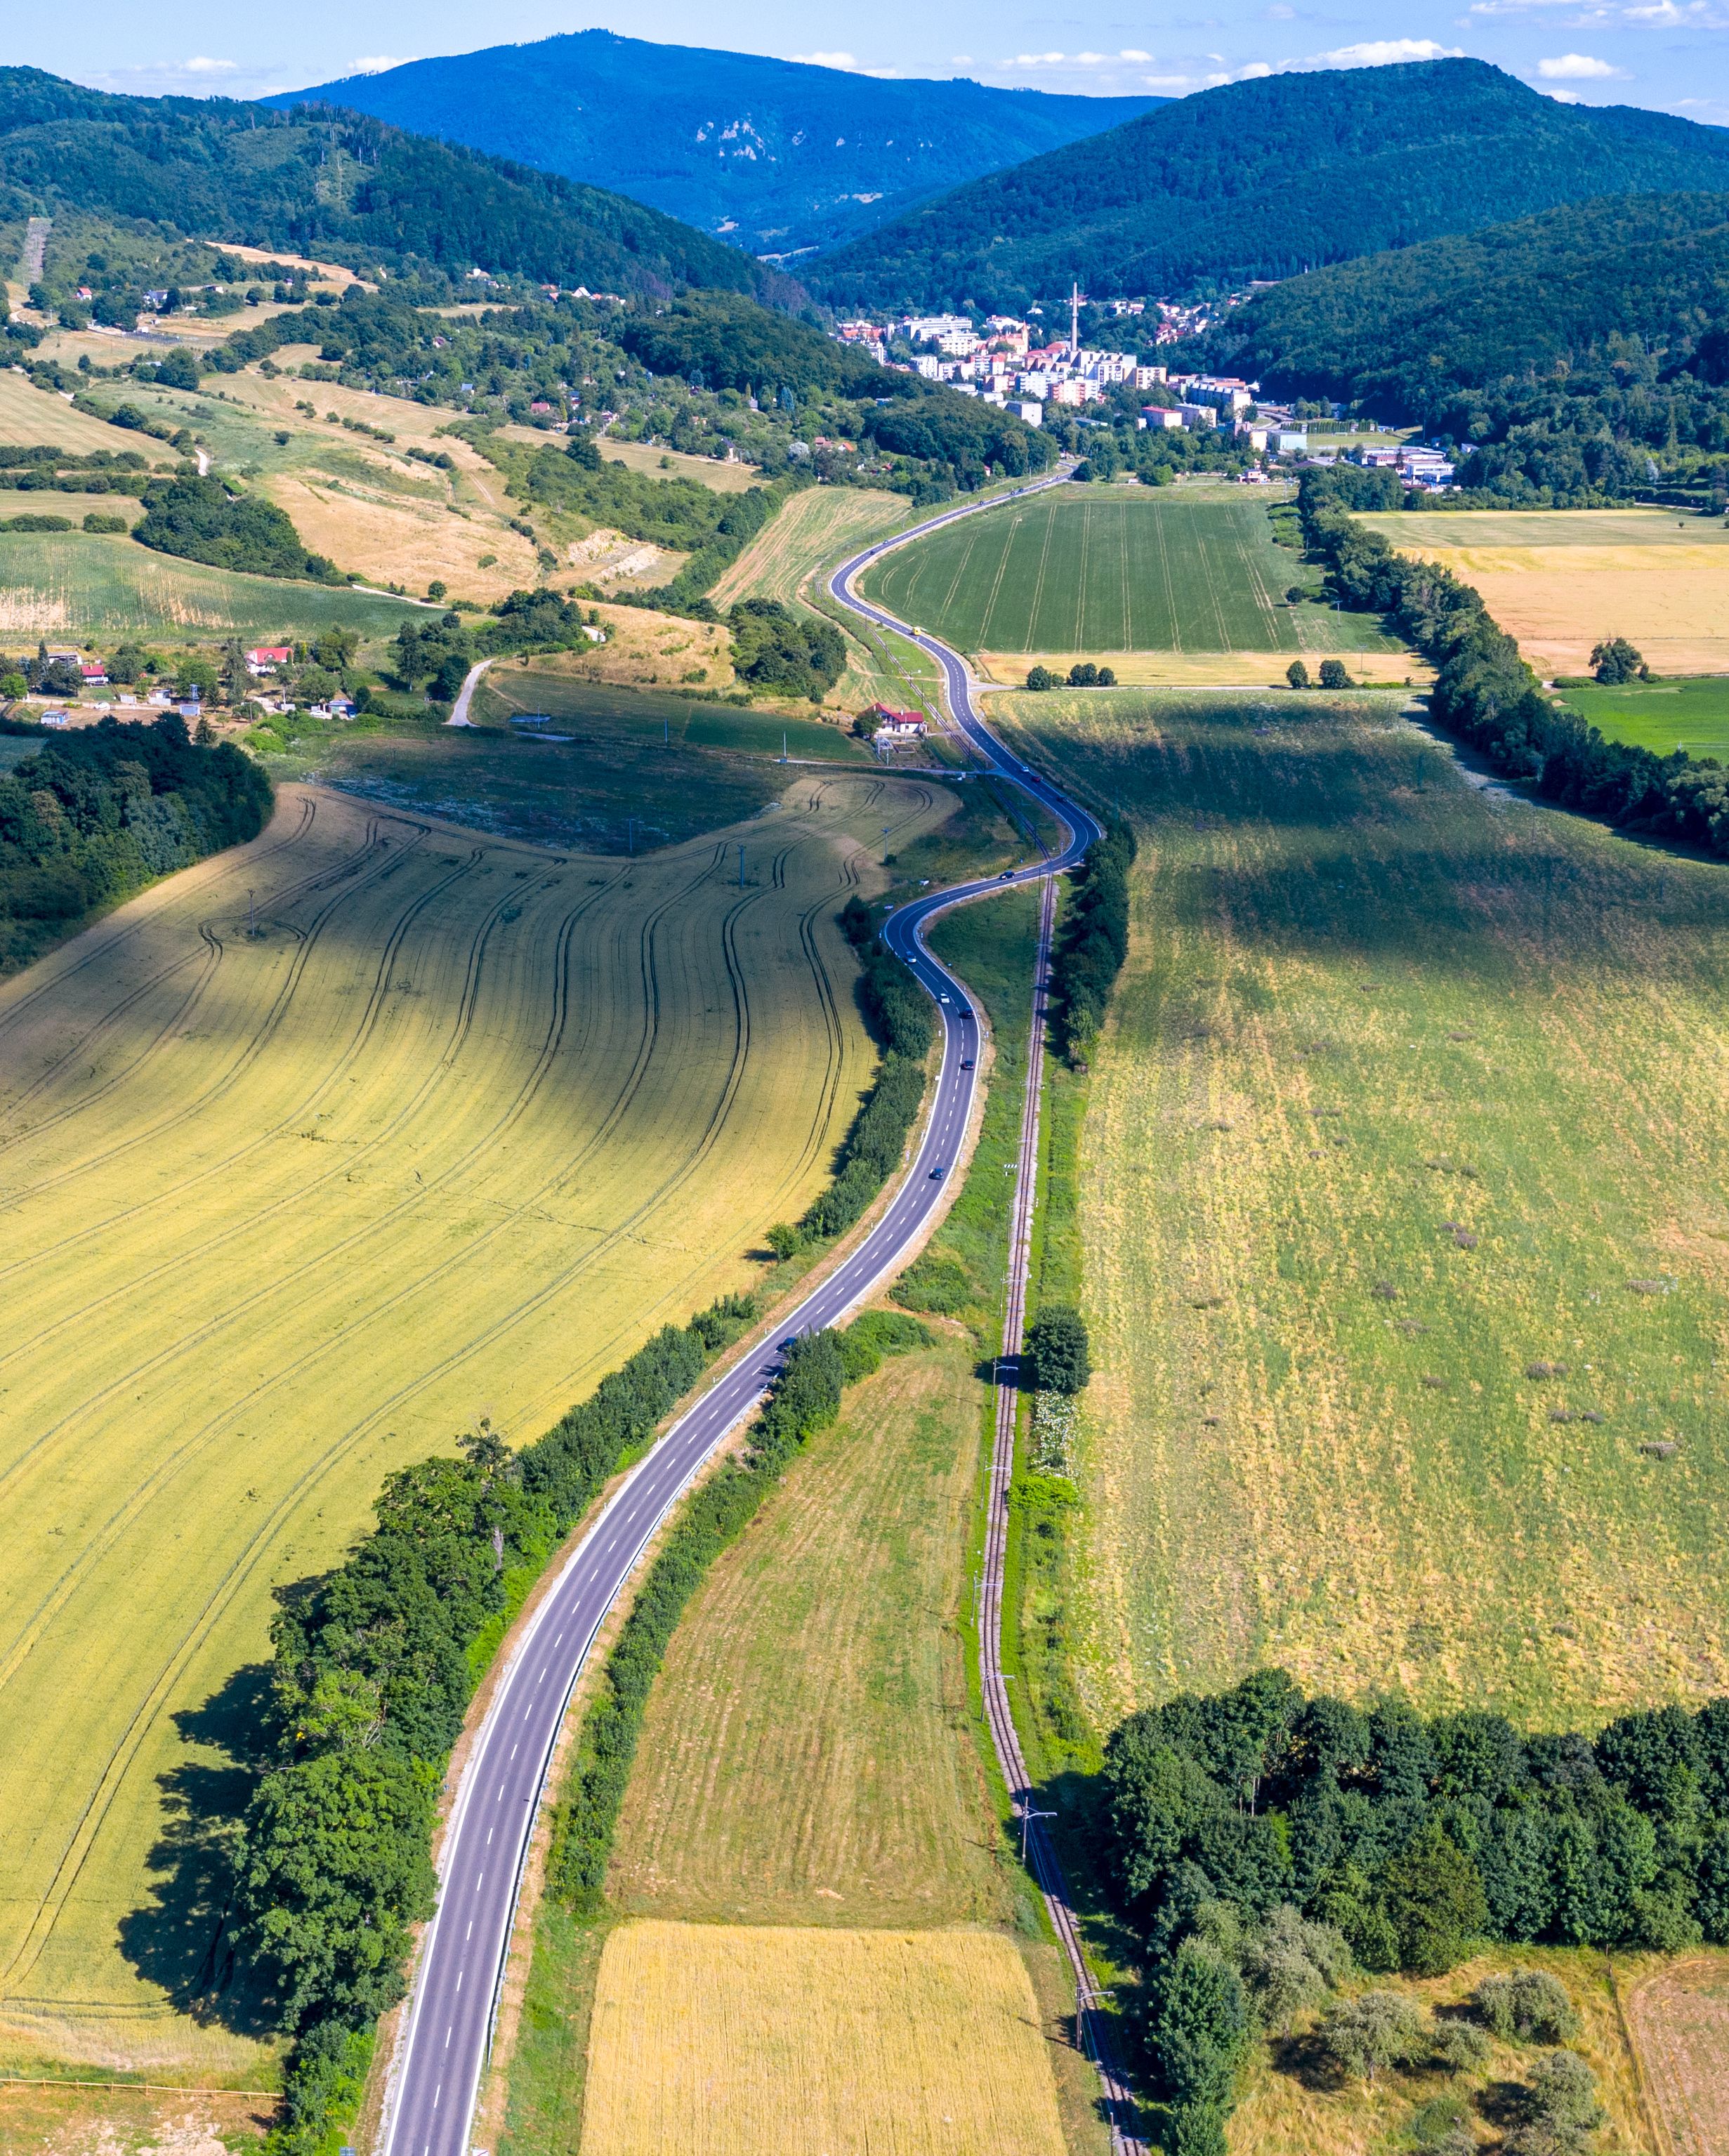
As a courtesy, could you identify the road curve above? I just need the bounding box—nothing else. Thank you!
[381,475,1102,2156]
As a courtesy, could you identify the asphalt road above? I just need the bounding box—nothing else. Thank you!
[381,475,1098,2156]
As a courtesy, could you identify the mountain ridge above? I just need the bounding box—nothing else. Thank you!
[270,32,1164,258]
[808,58,1729,310]
[0,67,794,303]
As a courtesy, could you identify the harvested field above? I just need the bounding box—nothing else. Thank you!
[491,605,735,693]
[0,767,951,2072]
[711,484,911,610]
[0,373,146,456]
[607,1336,1011,1928]
[593,438,762,492]
[979,646,1419,688]
[262,471,539,599]
[1358,508,1729,678]
[1624,1952,1729,2156]
[580,1922,1068,2156]
[993,689,1729,1732]
[861,490,1407,660]
[0,2082,270,2156]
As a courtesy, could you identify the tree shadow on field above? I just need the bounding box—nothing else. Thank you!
[117,1660,280,2035]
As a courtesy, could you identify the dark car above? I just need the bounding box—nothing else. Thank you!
[929,1166,945,1181]
[999,868,1015,880]
[961,1058,974,1070]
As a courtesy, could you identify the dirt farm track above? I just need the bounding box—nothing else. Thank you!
[0,773,947,2077]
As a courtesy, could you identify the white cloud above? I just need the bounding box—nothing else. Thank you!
[951,53,975,64]
[791,50,860,69]
[181,55,239,72]
[1121,48,1154,60]
[1264,1,1296,15]
[350,55,413,74]
[1006,48,1159,67]
[1311,37,1466,63]
[1537,48,1624,70]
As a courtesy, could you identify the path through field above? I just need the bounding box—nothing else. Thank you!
[0,773,947,2072]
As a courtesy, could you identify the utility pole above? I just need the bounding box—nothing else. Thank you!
[626,816,635,857]
[737,843,745,888]
[247,888,256,938]
[782,730,789,763]
[1020,1799,1056,1865]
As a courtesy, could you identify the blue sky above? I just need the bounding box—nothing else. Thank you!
[41,0,1729,125]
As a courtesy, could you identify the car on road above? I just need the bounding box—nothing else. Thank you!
[928,1166,945,1180]
[961,1058,974,1070]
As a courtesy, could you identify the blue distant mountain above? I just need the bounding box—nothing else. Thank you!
[269,31,1164,258]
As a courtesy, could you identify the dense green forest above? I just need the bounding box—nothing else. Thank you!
[0,67,787,300]
[270,29,1161,257]
[1223,192,1729,500]
[1104,1670,1729,2151]
[810,59,1729,313]
[133,474,342,581]
[0,716,272,969]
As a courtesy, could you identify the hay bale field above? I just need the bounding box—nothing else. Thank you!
[860,490,1407,662]
[1357,508,1729,678]
[580,1922,1069,2156]
[992,690,1729,1733]
[0,769,951,2075]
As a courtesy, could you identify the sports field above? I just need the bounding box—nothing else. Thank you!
[1359,507,1729,678]
[0,768,952,2076]
[581,1924,1068,2156]
[860,489,1405,664]
[992,689,1729,1735]
[1560,676,1729,762]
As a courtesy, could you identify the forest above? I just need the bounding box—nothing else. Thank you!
[1223,191,1729,502]
[809,59,1729,313]
[0,714,272,952]
[0,66,784,299]
[1105,1669,1729,2152]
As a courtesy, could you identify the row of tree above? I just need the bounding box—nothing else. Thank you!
[232,1288,763,2151]
[548,1310,929,1904]
[1051,822,1137,1067]
[1299,469,1729,854]
[769,896,936,1255]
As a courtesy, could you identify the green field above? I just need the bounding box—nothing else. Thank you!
[859,490,1400,657]
[1561,676,1729,761]
[0,765,957,2079]
[255,676,876,853]
[992,689,1729,1737]
[0,530,430,643]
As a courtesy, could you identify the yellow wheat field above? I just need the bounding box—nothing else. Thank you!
[0,770,950,2075]
[581,1922,1068,2156]
[1357,508,1729,677]
[710,486,912,610]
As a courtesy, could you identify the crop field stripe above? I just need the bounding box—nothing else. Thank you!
[977,515,1020,650]
[0,779,945,2015]
[1152,504,1183,652]
[0,815,430,1188]
[1027,508,1056,651]
[1119,501,1134,650]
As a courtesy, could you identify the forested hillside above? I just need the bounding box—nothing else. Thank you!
[0,716,271,969]
[0,68,787,299]
[274,31,1162,257]
[1223,192,1729,500]
[810,59,1729,312]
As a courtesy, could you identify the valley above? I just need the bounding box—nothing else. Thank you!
[4,34,1729,2156]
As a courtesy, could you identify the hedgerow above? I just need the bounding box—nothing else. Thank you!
[1051,821,1137,1067]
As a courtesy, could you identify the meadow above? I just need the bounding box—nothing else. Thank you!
[859,490,1407,671]
[990,688,1729,1735]
[0,765,953,2078]
[1560,676,1729,762]
[0,530,430,642]
[1358,507,1729,678]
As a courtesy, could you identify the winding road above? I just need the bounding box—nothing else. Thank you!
[381,471,1127,2156]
